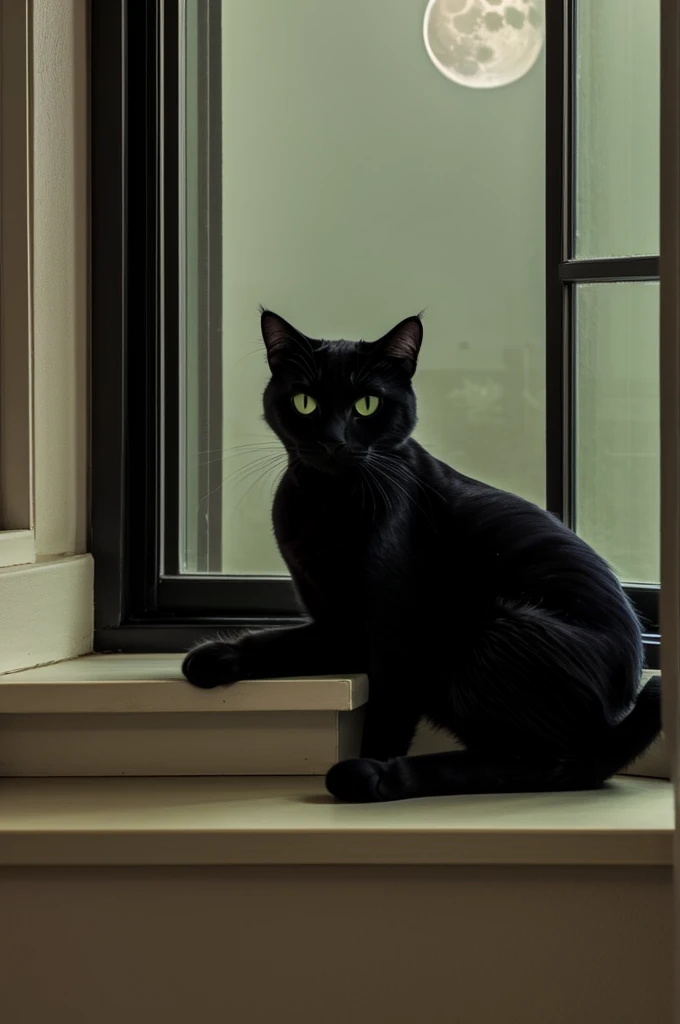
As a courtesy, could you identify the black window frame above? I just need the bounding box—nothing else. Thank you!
[545,0,660,666]
[92,0,304,654]
[92,0,659,665]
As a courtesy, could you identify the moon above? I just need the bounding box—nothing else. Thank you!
[423,0,545,89]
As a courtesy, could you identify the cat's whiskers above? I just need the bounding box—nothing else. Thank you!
[197,439,277,457]
[198,451,288,507]
[358,465,379,521]
[234,452,289,512]
[362,460,396,519]
[198,443,284,467]
[366,453,438,531]
[371,450,447,511]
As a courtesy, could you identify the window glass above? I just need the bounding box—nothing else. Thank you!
[179,0,547,575]
[575,282,659,584]
[575,0,659,259]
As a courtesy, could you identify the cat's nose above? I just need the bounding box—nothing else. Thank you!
[318,440,346,456]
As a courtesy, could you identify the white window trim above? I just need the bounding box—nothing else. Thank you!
[0,0,33,565]
[0,529,35,569]
[0,0,92,675]
[660,0,680,781]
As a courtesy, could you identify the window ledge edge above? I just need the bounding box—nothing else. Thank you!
[0,775,671,868]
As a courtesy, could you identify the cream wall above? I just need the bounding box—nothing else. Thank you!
[1,866,672,1024]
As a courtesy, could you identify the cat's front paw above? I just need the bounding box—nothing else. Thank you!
[326,758,390,803]
[182,640,243,689]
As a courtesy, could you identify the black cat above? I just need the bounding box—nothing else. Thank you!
[182,310,661,802]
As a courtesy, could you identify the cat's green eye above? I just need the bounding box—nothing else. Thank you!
[292,393,317,415]
[354,395,380,417]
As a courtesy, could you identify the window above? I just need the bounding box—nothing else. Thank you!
[546,0,660,663]
[0,0,33,569]
[93,0,659,664]
[180,0,545,578]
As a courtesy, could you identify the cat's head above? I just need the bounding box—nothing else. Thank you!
[261,310,422,474]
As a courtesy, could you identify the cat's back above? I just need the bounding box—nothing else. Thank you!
[412,448,635,629]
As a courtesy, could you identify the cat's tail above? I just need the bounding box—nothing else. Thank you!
[326,675,663,803]
[591,673,662,780]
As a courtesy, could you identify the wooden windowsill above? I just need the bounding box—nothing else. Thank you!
[0,653,369,713]
[0,655,672,865]
[0,655,669,779]
[0,775,671,867]
[0,654,369,778]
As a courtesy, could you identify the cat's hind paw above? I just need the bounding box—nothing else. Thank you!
[325,758,394,803]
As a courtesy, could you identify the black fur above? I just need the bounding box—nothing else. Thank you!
[182,311,661,802]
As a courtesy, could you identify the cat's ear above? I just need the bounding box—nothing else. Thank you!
[260,309,308,370]
[373,315,423,376]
